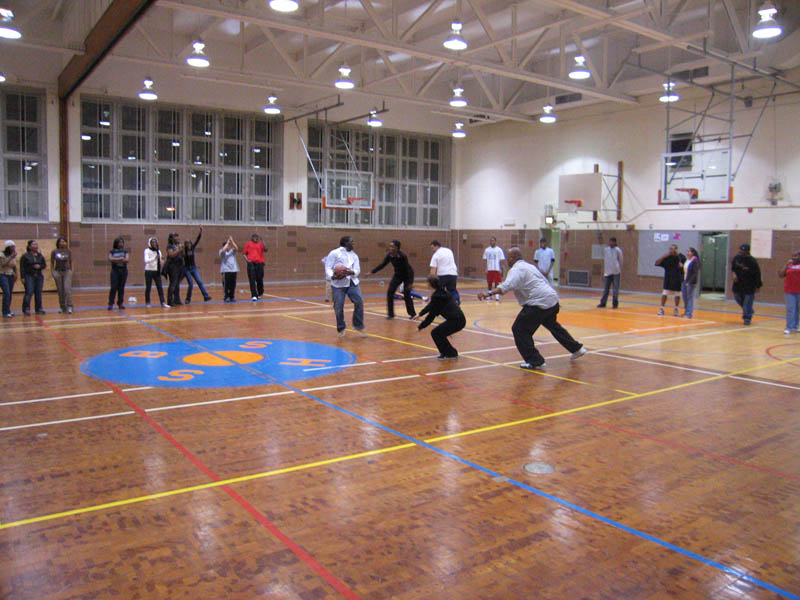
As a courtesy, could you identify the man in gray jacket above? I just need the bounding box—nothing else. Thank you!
[479,247,586,370]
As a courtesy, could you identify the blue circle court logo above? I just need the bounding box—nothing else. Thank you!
[81,338,356,388]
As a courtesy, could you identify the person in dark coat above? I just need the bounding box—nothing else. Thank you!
[731,243,762,325]
[413,276,466,360]
[368,240,416,319]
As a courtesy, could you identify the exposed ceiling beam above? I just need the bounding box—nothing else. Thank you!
[467,0,512,66]
[721,0,749,53]
[260,25,303,78]
[58,0,158,99]
[401,0,445,42]
[159,0,638,104]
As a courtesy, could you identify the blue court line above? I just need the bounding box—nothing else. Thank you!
[111,312,799,599]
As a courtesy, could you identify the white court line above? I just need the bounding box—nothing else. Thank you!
[147,390,296,412]
[0,411,136,432]
[2,325,790,432]
[304,361,377,372]
[0,374,423,431]
[595,351,800,391]
[0,386,153,407]
[303,374,420,392]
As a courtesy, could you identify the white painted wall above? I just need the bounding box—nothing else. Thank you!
[456,82,800,232]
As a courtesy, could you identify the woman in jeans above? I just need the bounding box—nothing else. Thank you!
[108,237,129,310]
[0,240,18,318]
[50,237,73,314]
[183,226,211,303]
[681,247,700,319]
[21,240,47,316]
[143,237,169,308]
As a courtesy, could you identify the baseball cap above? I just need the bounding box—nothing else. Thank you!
[739,243,750,251]
[3,240,14,249]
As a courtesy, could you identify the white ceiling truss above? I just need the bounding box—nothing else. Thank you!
[3,0,800,126]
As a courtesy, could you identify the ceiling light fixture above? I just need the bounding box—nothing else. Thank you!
[568,55,591,80]
[334,65,355,89]
[450,86,467,107]
[659,81,679,103]
[0,8,21,40]
[539,105,557,124]
[186,41,210,68]
[752,1,781,39]
[138,78,158,101]
[452,122,466,138]
[269,0,299,12]
[263,95,281,115]
[443,21,468,51]
[367,109,383,127]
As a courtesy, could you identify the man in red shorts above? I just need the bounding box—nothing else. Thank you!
[482,236,506,302]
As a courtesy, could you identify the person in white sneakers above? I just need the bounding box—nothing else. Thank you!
[478,247,586,370]
[325,236,366,338]
[482,237,505,302]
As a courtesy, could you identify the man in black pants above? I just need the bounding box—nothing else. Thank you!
[413,276,466,359]
[367,240,416,319]
[479,247,586,370]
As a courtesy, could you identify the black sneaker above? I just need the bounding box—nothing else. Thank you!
[35,309,46,315]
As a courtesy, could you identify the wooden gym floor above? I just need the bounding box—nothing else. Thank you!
[1,281,798,599]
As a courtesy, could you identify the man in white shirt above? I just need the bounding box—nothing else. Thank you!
[533,237,556,284]
[482,237,506,302]
[598,237,623,309]
[429,240,460,304]
[324,236,366,337]
[479,247,586,370]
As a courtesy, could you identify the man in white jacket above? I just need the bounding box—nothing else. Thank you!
[325,236,366,337]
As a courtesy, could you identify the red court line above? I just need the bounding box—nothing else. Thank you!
[33,316,362,600]
[766,342,800,368]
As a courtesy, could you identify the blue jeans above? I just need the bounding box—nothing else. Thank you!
[23,273,44,312]
[332,283,364,332]
[733,292,755,323]
[184,265,210,301]
[681,282,697,317]
[600,274,620,307]
[0,273,14,315]
[786,292,799,330]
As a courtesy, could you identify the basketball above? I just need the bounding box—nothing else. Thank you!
[333,264,349,279]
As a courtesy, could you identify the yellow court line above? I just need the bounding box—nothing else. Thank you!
[426,356,797,442]
[284,314,631,393]
[0,443,415,529]
[2,356,794,530]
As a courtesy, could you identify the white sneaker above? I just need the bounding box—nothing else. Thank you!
[422,296,428,301]
[357,329,368,338]
[520,362,546,370]
[571,347,587,360]
[162,303,170,308]
[657,308,664,315]
[252,296,258,302]
[785,329,792,334]
[145,304,152,308]
[337,330,345,338]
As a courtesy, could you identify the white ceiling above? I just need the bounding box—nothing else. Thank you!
[3,0,800,133]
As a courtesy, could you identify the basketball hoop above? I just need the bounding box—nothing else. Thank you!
[564,199,583,212]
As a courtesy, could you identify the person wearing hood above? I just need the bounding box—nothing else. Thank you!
[412,275,466,360]
[144,237,169,308]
